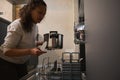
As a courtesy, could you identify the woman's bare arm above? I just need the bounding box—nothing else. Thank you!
[4,48,46,57]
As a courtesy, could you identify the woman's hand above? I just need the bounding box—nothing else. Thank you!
[29,48,46,56]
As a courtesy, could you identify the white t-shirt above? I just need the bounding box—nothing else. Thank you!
[0,19,38,64]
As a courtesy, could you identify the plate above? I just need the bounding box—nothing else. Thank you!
[38,41,47,51]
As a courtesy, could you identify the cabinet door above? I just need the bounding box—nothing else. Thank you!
[0,20,10,45]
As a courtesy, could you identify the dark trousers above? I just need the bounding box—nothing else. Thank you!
[0,58,28,80]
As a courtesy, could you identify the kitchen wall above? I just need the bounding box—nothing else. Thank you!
[37,0,75,64]
[74,0,79,26]
[84,0,120,80]
[0,0,12,21]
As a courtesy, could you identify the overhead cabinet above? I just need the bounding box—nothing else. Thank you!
[7,0,26,20]
[7,0,26,5]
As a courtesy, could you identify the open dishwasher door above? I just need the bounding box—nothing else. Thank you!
[19,68,40,80]
[20,67,51,80]
[20,62,62,80]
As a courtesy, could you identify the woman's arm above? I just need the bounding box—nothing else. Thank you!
[4,48,46,57]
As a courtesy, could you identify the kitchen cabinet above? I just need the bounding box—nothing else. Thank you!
[0,17,10,45]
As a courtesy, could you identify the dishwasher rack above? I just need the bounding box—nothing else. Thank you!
[20,52,82,80]
[20,57,62,80]
[20,62,62,80]
[62,52,82,80]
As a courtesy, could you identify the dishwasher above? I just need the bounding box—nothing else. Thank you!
[20,57,62,80]
[20,52,82,80]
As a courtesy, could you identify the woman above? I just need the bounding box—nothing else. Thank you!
[0,0,47,80]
